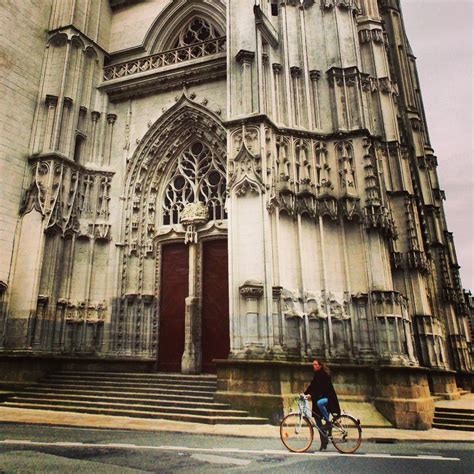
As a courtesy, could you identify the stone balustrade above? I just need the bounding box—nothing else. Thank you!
[103,37,227,81]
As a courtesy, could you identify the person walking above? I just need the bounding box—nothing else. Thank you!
[304,359,341,450]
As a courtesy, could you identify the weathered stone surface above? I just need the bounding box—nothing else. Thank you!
[0,0,471,429]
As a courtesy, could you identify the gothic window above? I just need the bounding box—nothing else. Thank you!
[172,18,221,48]
[162,141,226,225]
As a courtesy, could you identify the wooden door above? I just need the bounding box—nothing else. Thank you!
[201,239,230,373]
[158,243,188,372]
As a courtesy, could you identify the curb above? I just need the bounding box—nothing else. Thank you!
[0,420,473,443]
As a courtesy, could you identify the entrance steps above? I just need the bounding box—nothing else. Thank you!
[432,393,474,431]
[1,371,268,425]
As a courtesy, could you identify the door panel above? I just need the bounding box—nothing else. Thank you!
[158,243,188,372]
[201,239,230,373]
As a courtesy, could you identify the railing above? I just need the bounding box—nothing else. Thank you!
[103,36,226,81]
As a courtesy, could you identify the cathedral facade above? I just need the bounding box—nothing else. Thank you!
[0,0,471,428]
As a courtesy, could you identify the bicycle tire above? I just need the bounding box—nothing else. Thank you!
[330,414,362,454]
[280,412,314,453]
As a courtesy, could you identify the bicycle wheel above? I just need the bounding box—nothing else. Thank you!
[330,414,362,454]
[280,413,314,453]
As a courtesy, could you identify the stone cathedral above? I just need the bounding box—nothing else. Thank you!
[0,0,472,428]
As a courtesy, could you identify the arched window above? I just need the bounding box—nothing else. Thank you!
[172,17,221,48]
[162,141,226,225]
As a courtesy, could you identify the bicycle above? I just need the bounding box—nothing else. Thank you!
[280,394,362,454]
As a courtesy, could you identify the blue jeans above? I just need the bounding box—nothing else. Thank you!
[317,397,330,422]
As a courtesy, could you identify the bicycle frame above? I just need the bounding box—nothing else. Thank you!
[296,396,361,438]
[296,397,330,440]
[281,395,363,454]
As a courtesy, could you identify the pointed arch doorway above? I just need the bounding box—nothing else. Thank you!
[152,123,230,374]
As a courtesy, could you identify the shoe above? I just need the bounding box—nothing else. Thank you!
[319,441,328,451]
[322,421,332,432]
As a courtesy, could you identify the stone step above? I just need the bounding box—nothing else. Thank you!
[433,416,474,426]
[36,380,217,393]
[56,371,217,379]
[29,383,216,398]
[44,375,217,390]
[21,387,215,403]
[2,402,268,425]
[434,407,474,415]
[50,372,217,384]
[1,370,268,425]
[432,422,474,432]
[12,392,230,409]
[8,396,246,417]
[433,410,474,420]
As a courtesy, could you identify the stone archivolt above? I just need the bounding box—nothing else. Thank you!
[112,94,227,356]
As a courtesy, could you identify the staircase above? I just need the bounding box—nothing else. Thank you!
[432,394,474,431]
[1,371,268,425]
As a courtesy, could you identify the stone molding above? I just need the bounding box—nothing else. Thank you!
[253,5,279,48]
[236,49,255,64]
[239,281,264,298]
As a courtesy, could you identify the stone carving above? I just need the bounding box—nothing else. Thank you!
[285,0,315,7]
[180,202,209,244]
[359,28,384,44]
[228,142,263,197]
[21,156,113,236]
[321,0,360,13]
[325,292,351,320]
[232,126,260,157]
[104,36,226,81]
[281,289,304,318]
[115,96,227,354]
[336,141,357,192]
[315,141,332,191]
[239,281,264,298]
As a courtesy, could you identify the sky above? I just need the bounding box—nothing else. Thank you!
[402,0,473,292]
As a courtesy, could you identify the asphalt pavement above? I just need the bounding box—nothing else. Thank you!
[0,424,472,473]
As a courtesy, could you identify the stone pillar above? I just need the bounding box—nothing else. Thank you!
[239,281,264,351]
[44,94,58,150]
[89,111,101,164]
[235,50,255,115]
[180,202,208,374]
[6,210,45,349]
[104,113,117,166]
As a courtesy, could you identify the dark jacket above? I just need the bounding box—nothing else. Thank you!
[304,370,341,416]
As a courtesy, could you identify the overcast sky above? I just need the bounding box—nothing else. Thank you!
[401,0,473,292]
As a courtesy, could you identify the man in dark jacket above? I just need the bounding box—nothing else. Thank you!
[304,359,341,450]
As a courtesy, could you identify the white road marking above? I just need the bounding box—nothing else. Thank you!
[191,453,252,466]
[0,440,460,462]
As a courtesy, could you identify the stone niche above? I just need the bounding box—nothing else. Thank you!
[215,360,437,429]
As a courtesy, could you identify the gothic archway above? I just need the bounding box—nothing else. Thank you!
[113,94,229,373]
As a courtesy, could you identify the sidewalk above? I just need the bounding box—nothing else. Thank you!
[0,405,472,443]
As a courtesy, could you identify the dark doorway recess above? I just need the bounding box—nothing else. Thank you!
[201,239,230,373]
[158,242,188,372]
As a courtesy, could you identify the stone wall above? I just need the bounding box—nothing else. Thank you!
[215,360,441,429]
[0,0,52,286]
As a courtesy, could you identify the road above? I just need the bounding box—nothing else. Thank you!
[0,423,472,473]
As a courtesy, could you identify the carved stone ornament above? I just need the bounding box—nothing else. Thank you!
[20,156,113,236]
[239,280,264,298]
[321,0,360,13]
[285,0,315,7]
[180,202,209,226]
[180,202,209,244]
[228,141,264,197]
